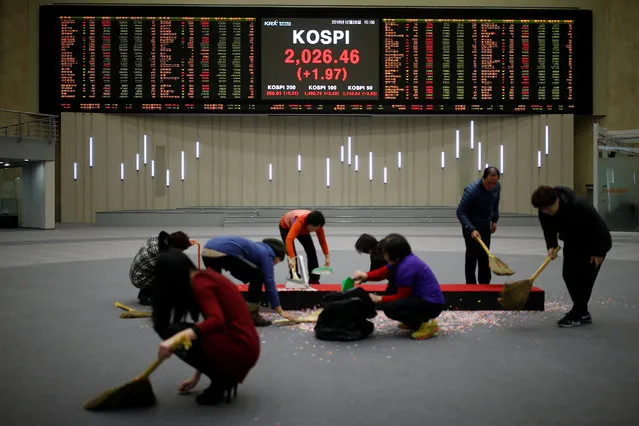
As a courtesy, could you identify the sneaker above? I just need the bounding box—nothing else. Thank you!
[557,313,592,328]
[411,320,439,340]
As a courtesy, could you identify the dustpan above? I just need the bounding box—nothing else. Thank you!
[311,266,333,275]
[475,236,515,276]
[285,254,317,291]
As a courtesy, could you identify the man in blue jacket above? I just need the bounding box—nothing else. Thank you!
[201,236,296,326]
[456,167,501,284]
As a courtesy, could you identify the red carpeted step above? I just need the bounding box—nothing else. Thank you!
[236,284,543,293]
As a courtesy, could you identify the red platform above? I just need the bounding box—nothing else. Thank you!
[237,284,544,311]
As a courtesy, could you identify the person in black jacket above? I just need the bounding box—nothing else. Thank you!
[456,167,501,284]
[355,234,396,295]
[531,185,612,327]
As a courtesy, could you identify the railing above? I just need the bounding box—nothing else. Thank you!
[0,109,59,143]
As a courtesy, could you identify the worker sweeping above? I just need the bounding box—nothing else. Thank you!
[200,235,297,326]
[279,209,330,284]
[152,249,260,405]
[456,167,502,284]
[531,185,612,327]
[351,234,444,341]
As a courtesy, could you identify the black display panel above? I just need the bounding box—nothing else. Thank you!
[39,5,593,115]
[260,18,379,100]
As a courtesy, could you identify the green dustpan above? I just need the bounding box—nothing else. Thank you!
[341,277,355,292]
[312,266,333,275]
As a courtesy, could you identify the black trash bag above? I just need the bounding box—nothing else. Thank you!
[314,287,377,342]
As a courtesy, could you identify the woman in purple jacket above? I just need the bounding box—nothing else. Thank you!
[352,234,444,340]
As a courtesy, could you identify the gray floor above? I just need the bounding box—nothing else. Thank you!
[1,224,638,426]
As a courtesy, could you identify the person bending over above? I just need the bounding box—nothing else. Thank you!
[152,249,260,406]
[201,236,296,326]
[129,230,191,305]
[531,185,612,327]
[352,234,444,340]
[279,209,330,284]
[355,233,397,295]
[456,167,501,284]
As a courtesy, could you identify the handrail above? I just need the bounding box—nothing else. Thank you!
[0,108,58,118]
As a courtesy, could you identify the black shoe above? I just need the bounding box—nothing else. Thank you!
[557,313,592,328]
[196,382,238,406]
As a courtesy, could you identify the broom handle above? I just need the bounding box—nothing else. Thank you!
[114,302,135,312]
[529,247,562,283]
[136,337,192,380]
[474,236,493,257]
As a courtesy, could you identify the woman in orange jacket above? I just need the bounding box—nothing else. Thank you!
[279,209,330,284]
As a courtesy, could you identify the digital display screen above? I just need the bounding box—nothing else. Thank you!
[39,6,593,115]
[382,18,577,113]
[260,18,379,100]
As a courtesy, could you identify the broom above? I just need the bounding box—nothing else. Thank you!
[272,309,324,326]
[499,246,561,310]
[474,236,515,276]
[114,302,152,319]
[84,335,192,411]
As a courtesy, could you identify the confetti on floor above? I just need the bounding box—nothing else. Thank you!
[257,294,576,338]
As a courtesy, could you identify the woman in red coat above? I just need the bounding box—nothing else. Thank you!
[152,249,260,405]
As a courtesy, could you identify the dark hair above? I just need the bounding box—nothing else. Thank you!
[381,233,412,262]
[531,185,558,209]
[483,167,501,179]
[306,210,326,227]
[355,233,379,254]
[263,238,285,260]
[166,231,192,251]
[152,249,200,336]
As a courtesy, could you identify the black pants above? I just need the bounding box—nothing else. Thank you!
[463,225,491,284]
[381,297,443,329]
[279,225,320,282]
[157,322,235,387]
[562,248,604,316]
[202,256,263,304]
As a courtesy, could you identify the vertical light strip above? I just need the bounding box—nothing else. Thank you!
[73,162,78,180]
[143,134,147,164]
[545,125,549,155]
[326,158,330,187]
[470,120,475,150]
[354,154,359,172]
[477,142,482,171]
[297,154,302,172]
[89,137,93,168]
[500,145,504,174]
[268,163,273,181]
[181,151,185,180]
[441,152,445,169]
[196,141,200,159]
[397,151,402,169]
[136,153,140,171]
[633,170,636,186]
[537,150,542,168]
[166,169,171,187]
[151,160,155,178]
[120,162,124,181]
[383,167,388,184]
[455,129,460,159]
[340,146,344,163]
[368,152,373,181]
[348,136,352,165]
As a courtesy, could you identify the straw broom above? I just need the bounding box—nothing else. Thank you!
[499,246,561,310]
[114,302,152,319]
[475,236,515,276]
[84,335,192,411]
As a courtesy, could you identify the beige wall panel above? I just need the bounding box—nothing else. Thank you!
[515,116,533,213]
[121,116,139,210]
[369,117,384,205]
[82,114,95,221]
[92,114,108,214]
[443,118,460,206]
[427,117,443,206]
[384,118,400,206]
[106,115,123,212]
[253,116,270,207]
[151,116,168,208]
[411,118,428,205]
[500,116,517,214]
[196,116,213,207]
[530,115,541,212]
[60,113,75,222]
[561,114,575,188]
[166,117,183,209]
[182,117,198,207]
[297,116,313,207]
